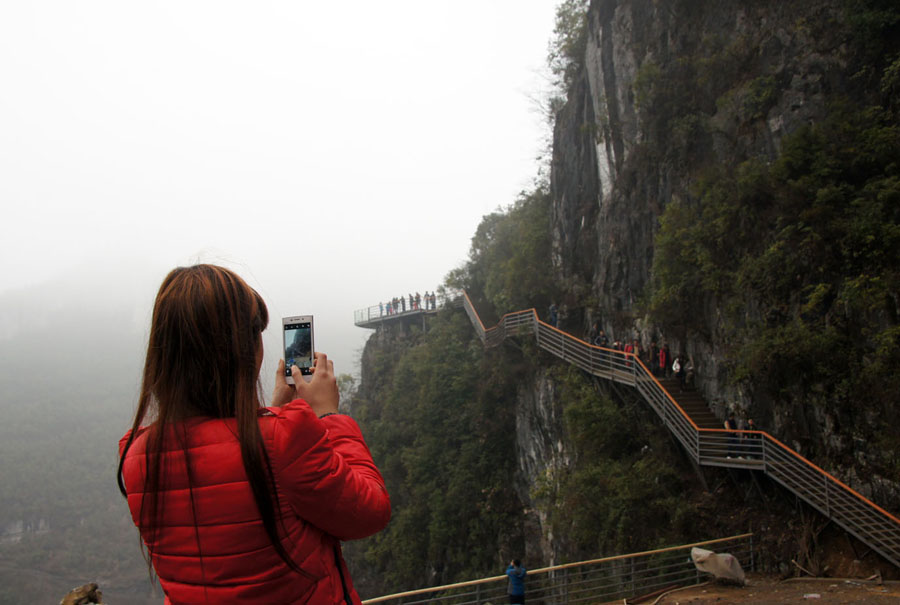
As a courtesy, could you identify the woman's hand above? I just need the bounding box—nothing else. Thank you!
[296,352,339,417]
[271,359,296,407]
[271,353,339,417]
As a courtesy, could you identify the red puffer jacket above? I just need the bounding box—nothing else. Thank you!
[119,400,391,604]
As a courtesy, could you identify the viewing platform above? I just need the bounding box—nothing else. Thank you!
[353,292,458,330]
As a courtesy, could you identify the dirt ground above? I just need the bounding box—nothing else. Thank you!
[653,573,900,604]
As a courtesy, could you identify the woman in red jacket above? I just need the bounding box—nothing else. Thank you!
[117,264,391,604]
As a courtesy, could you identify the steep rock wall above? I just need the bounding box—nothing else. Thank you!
[550,0,859,437]
[512,372,570,566]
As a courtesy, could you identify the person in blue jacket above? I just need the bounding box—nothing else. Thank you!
[506,559,526,604]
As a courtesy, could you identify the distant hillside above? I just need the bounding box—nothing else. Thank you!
[0,280,159,604]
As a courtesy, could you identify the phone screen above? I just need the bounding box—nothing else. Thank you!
[283,321,313,377]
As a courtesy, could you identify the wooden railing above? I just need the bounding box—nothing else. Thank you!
[457,291,900,569]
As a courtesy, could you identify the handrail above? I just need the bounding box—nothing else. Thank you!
[362,533,753,604]
[353,292,458,326]
[453,291,900,569]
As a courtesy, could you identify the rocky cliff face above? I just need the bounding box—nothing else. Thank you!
[550,0,867,440]
[512,373,570,565]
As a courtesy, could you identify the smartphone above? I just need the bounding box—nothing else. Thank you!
[282,315,314,385]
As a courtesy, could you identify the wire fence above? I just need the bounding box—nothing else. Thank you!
[362,534,754,605]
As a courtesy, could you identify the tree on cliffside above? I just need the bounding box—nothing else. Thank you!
[548,0,590,98]
[447,185,556,320]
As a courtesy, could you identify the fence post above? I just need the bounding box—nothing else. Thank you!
[630,557,636,595]
[475,583,481,604]
[563,567,568,602]
[750,534,755,572]
[824,475,830,517]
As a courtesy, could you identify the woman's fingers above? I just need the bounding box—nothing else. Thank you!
[295,352,339,417]
[270,359,298,407]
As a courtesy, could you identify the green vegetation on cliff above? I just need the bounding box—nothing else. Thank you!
[348,187,554,593]
[447,185,556,319]
[647,1,900,483]
[532,366,698,558]
[348,183,703,594]
[650,100,900,474]
[348,0,900,594]
[347,312,525,595]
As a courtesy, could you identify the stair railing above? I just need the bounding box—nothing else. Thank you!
[457,291,900,568]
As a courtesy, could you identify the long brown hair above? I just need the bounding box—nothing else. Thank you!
[117,264,307,578]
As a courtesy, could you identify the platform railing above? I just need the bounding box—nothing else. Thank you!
[354,293,457,325]
[456,291,900,569]
[362,534,753,605]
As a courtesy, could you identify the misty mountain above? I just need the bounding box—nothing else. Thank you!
[0,278,156,604]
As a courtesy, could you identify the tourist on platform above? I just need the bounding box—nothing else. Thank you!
[415,292,421,310]
[685,357,695,389]
[588,320,599,344]
[674,353,686,390]
[548,302,558,327]
[631,339,642,360]
[506,559,527,604]
[593,329,609,366]
[744,417,761,458]
[725,411,740,458]
[660,344,671,378]
[648,342,659,377]
[631,339,642,369]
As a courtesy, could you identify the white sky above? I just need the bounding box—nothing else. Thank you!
[0,1,558,378]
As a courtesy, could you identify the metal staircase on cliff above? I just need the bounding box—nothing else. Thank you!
[450,291,900,569]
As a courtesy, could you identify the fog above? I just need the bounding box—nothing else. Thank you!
[0,3,558,599]
[0,0,557,384]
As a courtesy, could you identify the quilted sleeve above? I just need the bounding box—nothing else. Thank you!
[269,400,391,541]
